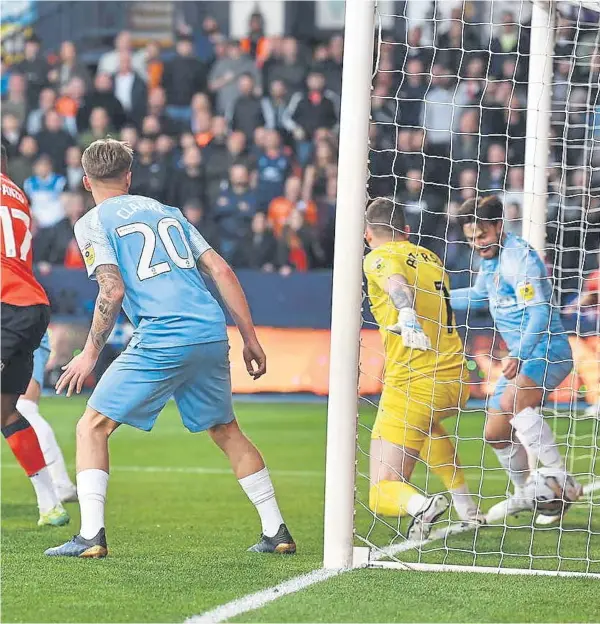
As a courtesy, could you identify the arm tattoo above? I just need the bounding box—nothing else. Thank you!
[387,274,415,311]
[88,265,124,352]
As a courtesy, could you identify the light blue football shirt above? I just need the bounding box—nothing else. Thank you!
[451,233,569,360]
[74,194,227,349]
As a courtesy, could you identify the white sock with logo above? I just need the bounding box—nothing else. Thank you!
[77,469,109,540]
[510,407,564,470]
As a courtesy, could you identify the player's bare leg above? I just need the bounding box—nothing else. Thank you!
[208,419,295,553]
[45,407,118,557]
[369,438,449,540]
[485,378,581,523]
[1,394,68,526]
[17,377,77,502]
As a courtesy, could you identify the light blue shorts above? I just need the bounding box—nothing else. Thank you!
[89,340,234,432]
[32,332,51,387]
[489,339,573,410]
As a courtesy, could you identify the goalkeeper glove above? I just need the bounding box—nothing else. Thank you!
[386,308,431,351]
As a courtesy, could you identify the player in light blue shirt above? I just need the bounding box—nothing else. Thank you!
[451,196,581,521]
[46,139,295,558]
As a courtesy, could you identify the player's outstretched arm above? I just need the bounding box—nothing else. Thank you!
[56,265,125,396]
[385,273,431,351]
[450,270,488,311]
[198,250,266,379]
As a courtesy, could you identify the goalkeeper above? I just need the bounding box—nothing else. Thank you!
[364,198,483,540]
[451,196,581,521]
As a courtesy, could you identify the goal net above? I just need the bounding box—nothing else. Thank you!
[326,0,600,577]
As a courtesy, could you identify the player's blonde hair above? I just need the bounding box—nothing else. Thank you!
[82,138,133,181]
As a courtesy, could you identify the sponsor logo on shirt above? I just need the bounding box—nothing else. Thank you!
[83,242,95,267]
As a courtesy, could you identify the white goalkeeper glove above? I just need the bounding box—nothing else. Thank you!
[386,308,431,351]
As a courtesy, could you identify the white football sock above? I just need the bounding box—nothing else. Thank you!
[510,407,564,470]
[493,441,530,488]
[17,398,75,490]
[31,467,60,514]
[238,467,284,537]
[450,483,479,519]
[77,469,108,540]
[406,492,428,517]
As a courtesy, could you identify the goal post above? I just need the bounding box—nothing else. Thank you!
[324,0,600,576]
[323,0,376,570]
[522,0,555,256]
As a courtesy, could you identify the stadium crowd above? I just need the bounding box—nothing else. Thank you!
[1,6,599,301]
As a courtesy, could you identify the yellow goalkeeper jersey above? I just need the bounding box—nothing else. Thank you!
[363,241,467,384]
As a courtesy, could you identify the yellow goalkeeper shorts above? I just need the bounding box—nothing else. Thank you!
[371,378,469,451]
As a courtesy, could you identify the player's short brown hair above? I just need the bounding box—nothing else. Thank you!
[82,138,133,181]
[456,195,504,227]
[366,197,406,235]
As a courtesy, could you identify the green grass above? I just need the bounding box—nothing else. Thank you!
[2,398,599,623]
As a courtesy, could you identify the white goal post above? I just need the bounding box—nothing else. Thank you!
[324,0,600,576]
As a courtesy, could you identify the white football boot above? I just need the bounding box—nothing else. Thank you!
[407,494,449,541]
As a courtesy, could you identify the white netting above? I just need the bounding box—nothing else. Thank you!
[356,0,600,575]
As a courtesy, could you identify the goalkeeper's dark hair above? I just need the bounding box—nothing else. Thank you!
[456,195,504,228]
[366,197,406,236]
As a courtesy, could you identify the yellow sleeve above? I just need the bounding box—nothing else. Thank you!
[364,248,409,291]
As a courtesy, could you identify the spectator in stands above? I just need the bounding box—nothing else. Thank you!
[395,58,427,129]
[209,40,260,116]
[55,76,87,135]
[26,87,57,135]
[64,145,84,192]
[261,79,290,138]
[323,35,344,94]
[145,42,164,90]
[9,135,39,188]
[241,11,269,67]
[167,145,204,208]
[147,86,180,136]
[141,114,162,140]
[302,139,337,203]
[177,15,222,65]
[79,107,113,150]
[565,251,600,317]
[162,35,208,122]
[120,125,139,151]
[214,164,257,263]
[502,166,524,235]
[34,109,74,174]
[33,191,86,266]
[255,130,292,211]
[283,71,339,166]
[16,34,50,108]
[227,73,265,141]
[395,168,444,255]
[189,109,211,148]
[51,41,92,90]
[397,26,433,74]
[265,37,306,95]
[1,113,23,158]
[480,143,507,192]
[277,209,325,272]
[114,52,147,125]
[272,173,319,231]
[130,137,168,201]
[97,30,147,77]
[0,55,11,97]
[2,73,28,127]
[77,72,126,132]
[200,114,227,180]
[451,109,481,180]
[370,85,395,135]
[422,64,456,185]
[181,198,217,248]
[24,155,67,228]
[235,211,278,270]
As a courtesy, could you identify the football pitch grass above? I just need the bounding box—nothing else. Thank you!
[2,398,599,623]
